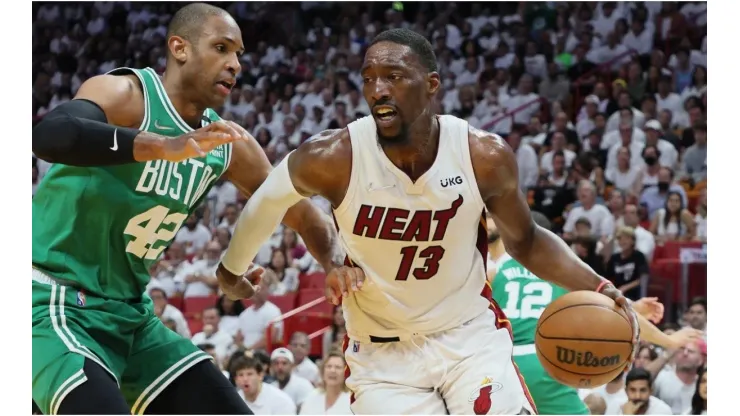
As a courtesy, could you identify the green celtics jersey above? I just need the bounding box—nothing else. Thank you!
[491,254,569,346]
[32,67,233,300]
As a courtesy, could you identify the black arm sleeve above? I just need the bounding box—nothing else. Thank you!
[32,99,144,167]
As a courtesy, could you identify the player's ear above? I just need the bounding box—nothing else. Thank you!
[168,35,189,64]
[427,72,441,96]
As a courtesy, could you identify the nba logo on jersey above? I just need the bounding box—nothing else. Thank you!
[76,290,86,307]
[353,341,360,353]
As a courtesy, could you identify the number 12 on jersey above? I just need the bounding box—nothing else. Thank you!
[502,281,553,319]
[395,245,446,281]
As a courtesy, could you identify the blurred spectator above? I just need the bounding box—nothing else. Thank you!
[270,348,314,409]
[266,248,300,295]
[639,167,687,218]
[541,132,576,174]
[148,242,190,297]
[191,307,235,363]
[634,345,658,370]
[606,226,649,300]
[174,212,213,256]
[584,393,607,416]
[149,287,191,338]
[590,374,628,415]
[687,367,707,415]
[506,131,539,190]
[679,120,707,184]
[237,281,283,350]
[281,229,317,273]
[693,189,707,242]
[619,203,656,260]
[322,305,347,360]
[563,180,614,238]
[650,340,706,414]
[289,332,321,386]
[176,241,222,297]
[619,368,672,415]
[683,297,707,335]
[232,354,297,415]
[643,120,679,170]
[216,294,246,337]
[605,146,640,193]
[299,352,352,415]
[648,191,696,243]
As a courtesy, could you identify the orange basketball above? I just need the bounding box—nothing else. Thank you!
[534,291,635,389]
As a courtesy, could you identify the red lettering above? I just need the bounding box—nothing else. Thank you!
[400,210,431,241]
[378,208,409,240]
[395,246,418,281]
[432,195,464,241]
[352,205,385,238]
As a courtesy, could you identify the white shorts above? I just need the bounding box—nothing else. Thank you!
[342,308,536,415]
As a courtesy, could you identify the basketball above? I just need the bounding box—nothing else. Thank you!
[534,291,635,389]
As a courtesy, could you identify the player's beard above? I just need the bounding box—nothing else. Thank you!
[376,122,410,146]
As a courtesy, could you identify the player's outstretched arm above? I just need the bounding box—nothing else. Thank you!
[219,129,348,296]
[32,75,236,166]
[471,130,605,293]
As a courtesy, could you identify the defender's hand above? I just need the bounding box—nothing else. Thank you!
[665,327,704,350]
[157,122,241,162]
[633,297,665,323]
[325,265,366,305]
[216,263,264,301]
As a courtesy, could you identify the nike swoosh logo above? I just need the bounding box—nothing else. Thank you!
[154,120,174,130]
[110,129,118,151]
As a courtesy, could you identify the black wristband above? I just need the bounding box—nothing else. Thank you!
[32,99,142,167]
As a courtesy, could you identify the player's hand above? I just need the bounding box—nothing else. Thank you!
[666,327,704,350]
[325,265,366,305]
[216,263,264,301]
[157,121,244,162]
[632,297,665,323]
[599,283,641,371]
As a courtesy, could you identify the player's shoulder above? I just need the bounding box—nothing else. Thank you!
[294,128,351,163]
[74,73,144,127]
[466,124,510,159]
[464,124,519,197]
[289,128,352,202]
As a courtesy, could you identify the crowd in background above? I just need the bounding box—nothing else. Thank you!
[33,2,707,414]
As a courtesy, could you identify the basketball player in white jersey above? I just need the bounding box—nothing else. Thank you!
[217,28,652,414]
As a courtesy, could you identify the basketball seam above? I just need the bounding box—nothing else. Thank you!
[535,335,633,344]
[539,303,631,328]
[534,344,629,377]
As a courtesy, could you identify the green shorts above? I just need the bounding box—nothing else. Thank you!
[32,272,211,415]
[514,347,590,415]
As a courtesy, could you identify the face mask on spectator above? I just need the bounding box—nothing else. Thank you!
[644,156,658,166]
[658,182,670,192]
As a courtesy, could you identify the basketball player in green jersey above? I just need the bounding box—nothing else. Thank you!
[31,4,339,415]
[487,212,703,414]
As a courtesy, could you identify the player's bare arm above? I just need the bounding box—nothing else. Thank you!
[32,74,238,166]
[217,128,360,301]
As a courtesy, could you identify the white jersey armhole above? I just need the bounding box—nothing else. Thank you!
[333,121,368,216]
[455,118,487,211]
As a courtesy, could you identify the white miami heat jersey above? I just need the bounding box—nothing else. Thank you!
[333,115,492,340]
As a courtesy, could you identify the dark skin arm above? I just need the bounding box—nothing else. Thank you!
[215,128,344,296]
[70,74,237,163]
[470,128,607,292]
[469,127,650,359]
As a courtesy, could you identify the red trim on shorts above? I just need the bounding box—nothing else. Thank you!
[478,214,538,414]
[341,335,356,405]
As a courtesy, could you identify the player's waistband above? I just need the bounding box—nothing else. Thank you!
[512,343,536,356]
[32,267,79,288]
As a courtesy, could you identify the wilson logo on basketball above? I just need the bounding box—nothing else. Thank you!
[556,347,621,367]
